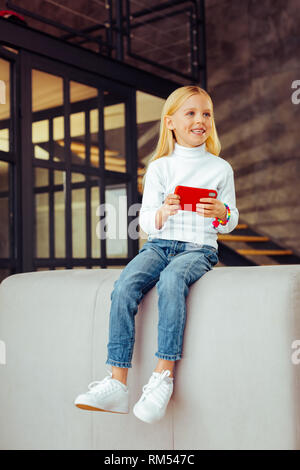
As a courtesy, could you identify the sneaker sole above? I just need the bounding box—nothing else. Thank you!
[133,406,159,424]
[75,403,128,413]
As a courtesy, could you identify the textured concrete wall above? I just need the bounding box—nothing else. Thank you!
[205,0,300,256]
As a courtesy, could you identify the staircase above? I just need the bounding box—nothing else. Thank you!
[217,222,300,266]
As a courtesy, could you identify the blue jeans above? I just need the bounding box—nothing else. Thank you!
[106,238,218,368]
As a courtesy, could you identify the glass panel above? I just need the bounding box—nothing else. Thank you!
[71,172,85,183]
[54,170,66,258]
[70,111,85,165]
[34,167,49,258]
[0,129,9,153]
[70,81,98,166]
[53,116,65,163]
[54,169,65,185]
[70,81,97,103]
[90,109,99,167]
[0,161,9,258]
[72,173,86,258]
[104,99,126,173]
[0,59,10,152]
[136,91,164,243]
[32,70,64,164]
[91,176,100,259]
[35,192,50,258]
[32,69,63,112]
[33,120,50,160]
[105,184,128,259]
[35,167,49,187]
[0,160,9,192]
[136,91,164,195]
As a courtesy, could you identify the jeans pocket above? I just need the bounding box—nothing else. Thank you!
[206,250,219,266]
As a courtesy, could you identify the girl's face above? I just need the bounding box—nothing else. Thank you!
[165,93,213,148]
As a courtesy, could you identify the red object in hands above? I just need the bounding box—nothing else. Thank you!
[174,185,218,212]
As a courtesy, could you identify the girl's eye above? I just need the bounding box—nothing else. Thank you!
[187,111,211,117]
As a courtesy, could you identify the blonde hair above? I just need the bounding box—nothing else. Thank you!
[142,85,221,190]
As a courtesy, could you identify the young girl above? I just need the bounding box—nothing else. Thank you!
[74,85,239,424]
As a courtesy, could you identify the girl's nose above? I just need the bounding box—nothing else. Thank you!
[194,118,204,126]
[194,114,204,124]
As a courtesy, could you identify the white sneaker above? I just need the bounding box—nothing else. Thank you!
[133,370,173,424]
[74,370,129,414]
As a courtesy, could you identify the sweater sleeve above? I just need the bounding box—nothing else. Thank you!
[215,165,239,234]
[139,161,167,235]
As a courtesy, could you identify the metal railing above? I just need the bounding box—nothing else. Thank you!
[5,0,206,85]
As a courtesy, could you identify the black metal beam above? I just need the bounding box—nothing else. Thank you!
[116,0,124,61]
[125,89,139,259]
[49,118,54,266]
[19,50,34,272]
[14,50,22,274]
[197,0,207,89]
[6,0,104,50]
[0,18,180,99]
[63,78,72,269]
[97,90,107,268]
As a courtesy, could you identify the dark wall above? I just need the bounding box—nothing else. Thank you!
[205,0,300,256]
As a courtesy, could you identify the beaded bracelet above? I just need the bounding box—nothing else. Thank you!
[212,203,231,229]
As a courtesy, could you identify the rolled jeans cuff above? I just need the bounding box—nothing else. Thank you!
[155,351,182,361]
[106,359,132,368]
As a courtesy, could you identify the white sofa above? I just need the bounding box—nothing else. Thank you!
[0,265,300,450]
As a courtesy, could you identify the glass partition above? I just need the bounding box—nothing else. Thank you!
[0,58,10,153]
[30,60,134,270]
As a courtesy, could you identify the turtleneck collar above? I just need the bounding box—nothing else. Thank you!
[173,141,207,158]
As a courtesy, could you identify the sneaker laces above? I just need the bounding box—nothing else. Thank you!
[87,370,117,396]
[141,370,172,408]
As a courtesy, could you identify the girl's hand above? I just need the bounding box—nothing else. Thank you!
[155,194,181,229]
[196,198,227,220]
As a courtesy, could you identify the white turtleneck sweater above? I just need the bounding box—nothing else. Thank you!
[139,142,239,250]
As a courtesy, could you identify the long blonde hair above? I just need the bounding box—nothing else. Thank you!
[142,85,221,190]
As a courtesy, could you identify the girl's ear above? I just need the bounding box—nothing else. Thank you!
[165,115,174,131]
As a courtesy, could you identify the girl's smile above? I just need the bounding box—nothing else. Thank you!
[165,93,213,148]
